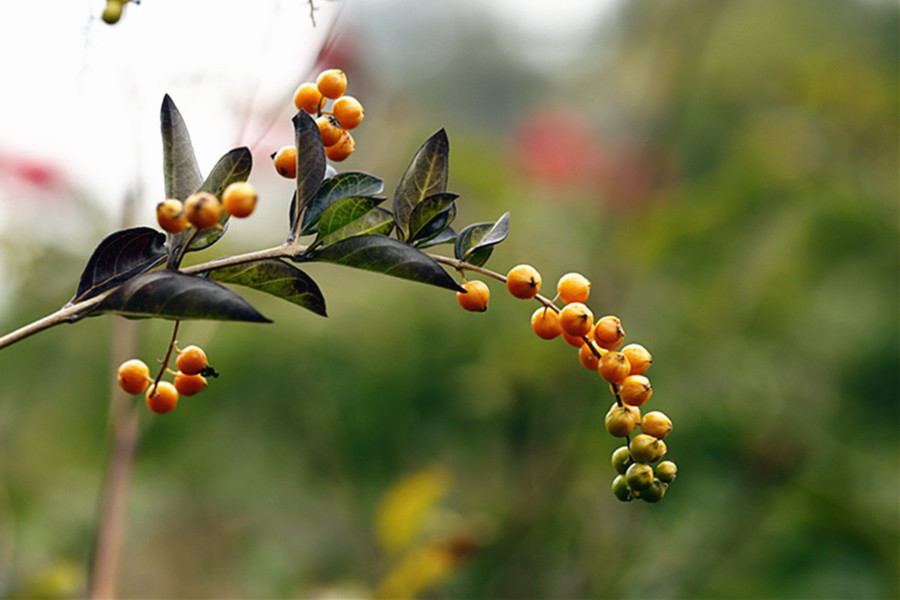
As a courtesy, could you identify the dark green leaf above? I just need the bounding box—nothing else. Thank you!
[315,195,387,242]
[69,227,167,304]
[414,226,457,249]
[160,94,202,201]
[318,208,394,246]
[407,192,458,243]
[289,111,326,240]
[411,202,456,247]
[208,259,326,317]
[94,270,270,322]
[392,129,449,240]
[300,171,384,236]
[303,234,463,292]
[454,212,510,267]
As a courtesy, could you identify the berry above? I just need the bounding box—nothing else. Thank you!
[325,130,356,162]
[622,343,652,375]
[599,351,631,384]
[102,1,123,24]
[184,192,222,229]
[638,479,667,503]
[175,345,208,376]
[611,475,632,502]
[559,302,594,337]
[332,95,365,130]
[629,433,667,464]
[619,374,652,407]
[293,82,322,114]
[578,341,605,370]
[655,460,678,483]
[457,280,490,312]
[117,359,150,395]
[156,199,188,234]
[561,329,587,348]
[222,181,258,219]
[174,372,207,397]
[273,145,297,178]
[625,462,655,491]
[316,69,348,99]
[530,307,561,340]
[145,381,178,414]
[593,315,625,351]
[316,115,344,147]
[556,272,591,304]
[605,402,641,438]
[506,264,541,299]
[641,411,672,439]
[611,445,632,475]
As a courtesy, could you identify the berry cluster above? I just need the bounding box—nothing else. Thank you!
[273,68,365,173]
[116,344,216,414]
[156,181,258,235]
[456,265,677,503]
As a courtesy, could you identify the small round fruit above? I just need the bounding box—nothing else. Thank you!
[561,330,586,348]
[622,343,652,375]
[156,199,188,234]
[625,462,655,491]
[611,445,632,475]
[556,272,591,304]
[629,433,667,464]
[325,130,356,162]
[293,82,322,114]
[316,68,348,99]
[605,402,641,438]
[531,307,562,340]
[184,192,222,229]
[316,115,344,146]
[145,381,179,414]
[102,1,123,24]
[506,264,542,299]
[655,460,678,483]
[174,372,207,397]
[175,345,208,376]
[117,359,150,395]
[559,302,594,337]
[593,315,625,350]
[599,351,632,384]
[639,479,667,503]
[222,181,258,219]
[619,374,653,407]
[457,280,490,312]
[332,95,365,130]
[611,475,632,502]
[273,145,298,178]
[578,341,605,370]
[641,411,672,439]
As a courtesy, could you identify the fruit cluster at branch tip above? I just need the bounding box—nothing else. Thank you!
[116,343,217,414]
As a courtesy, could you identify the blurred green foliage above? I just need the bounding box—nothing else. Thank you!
[1,0,897,598]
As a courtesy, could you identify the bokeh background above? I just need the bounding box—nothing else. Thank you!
[0,0,897,598]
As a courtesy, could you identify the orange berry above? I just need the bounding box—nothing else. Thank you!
[619,374,652,407]
[145,381,179,414]
[599,351,631,384]
[561,329,586,348]
[324,130,356,162]
[184,191,222,229]
[506,264,541,299]
[272,145,297,178]
[174,372,208,397]
[222,181,258,219]
[316,68,347,99]
[156,198,188,234]
[556,272,591,304]
[593,315,625,350]
[578,341,606,370]
[175,345,208,376]
[559,302,594,337]
[457,280,490,312]
[622,343,652,375]
[641,410,672,439]
[332,95,364,130]
[117,359,150,395]
[531,307,562,340]
[293,81,322,114]
[316,115,344,146]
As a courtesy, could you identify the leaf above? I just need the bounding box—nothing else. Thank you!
[411,202,457,247]
[454,212,510,267]
[289,110,327,240]
[302,234,463,292]
[315,195,387,242]
[414,226,457,249]
[69,227,167,304]
[407,192,458,244]
[392,129,449,240]
[318,208,395,247]
[94,270,270,322]
[208,259,326,317]
[160,94,202,201]
[300,171,384,236]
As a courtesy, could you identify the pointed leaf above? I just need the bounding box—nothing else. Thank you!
[392,129,449,240]
[407,192,458,243]
[454,212,510,266]
[160,95,202,201]
[302,234,463,292]
[414,226,457,249]
[94,270,270,322]
[208,259,326,317]
[69,227,167,304]
[289,111,327,240]
[315,195,387,241]
[411,202,457,247]
[300,171,384,236]
[318,207,395,247]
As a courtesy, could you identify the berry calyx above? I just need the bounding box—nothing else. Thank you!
[559,302,594,337]
[222,181,258,219]
[174,372,208,397]
[593,315,625,351]
[316,69,348,99]
[156,199,188,234]
[619,374,652,407]
[184,192,222,229]
[457,280,490,312]
[506,264,542,299]
[175,345,208,376]
[599,351,632,384]
[316,115,344,147]
[293,82,322,114]
[272,146,298,178]
[332,95,365,130]
[622,343,652,375]
[324,130,356,162]
[530,307,562,340]
[117,359,151,395]
[556,272,591,305]
[145,381,179,414]
[641,410,672,439]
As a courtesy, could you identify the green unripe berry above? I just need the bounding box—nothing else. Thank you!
[102,1,123,24]
[625,462,655,491]
[656,460,678,483]
[611,475,632,502]
[611,445,632,475]
[630,433,667,464]
[605,403,641,438]
[638,479,667,503]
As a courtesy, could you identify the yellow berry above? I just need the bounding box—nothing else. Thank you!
[629,433,667,464]
[272,145,298,178]
[102,1,123,24]
[619,374,652,407]
[558,302,594,337]
[145,381,179,414]
[599,351,631,384]
[641,411,671,439]
[556,272,591,304]
[656,460,677,483]
[530,307,562,340]
[324,130,356,162]
[332,95,364,130]
[625,462,655,491]
[316,69,348,99]
[174,372,208,397]
[175,345,208,376]
[293,82,322,114]
[184,192,222,229]
[156,198,188,234]
[316,115,344,147]
[593,315,625,350]
[117,359,150,395]
[506,264,541,299]
[622,343,652,375]
[222,181,258,219]
[457,280,490,312]
[605,402,641,437]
